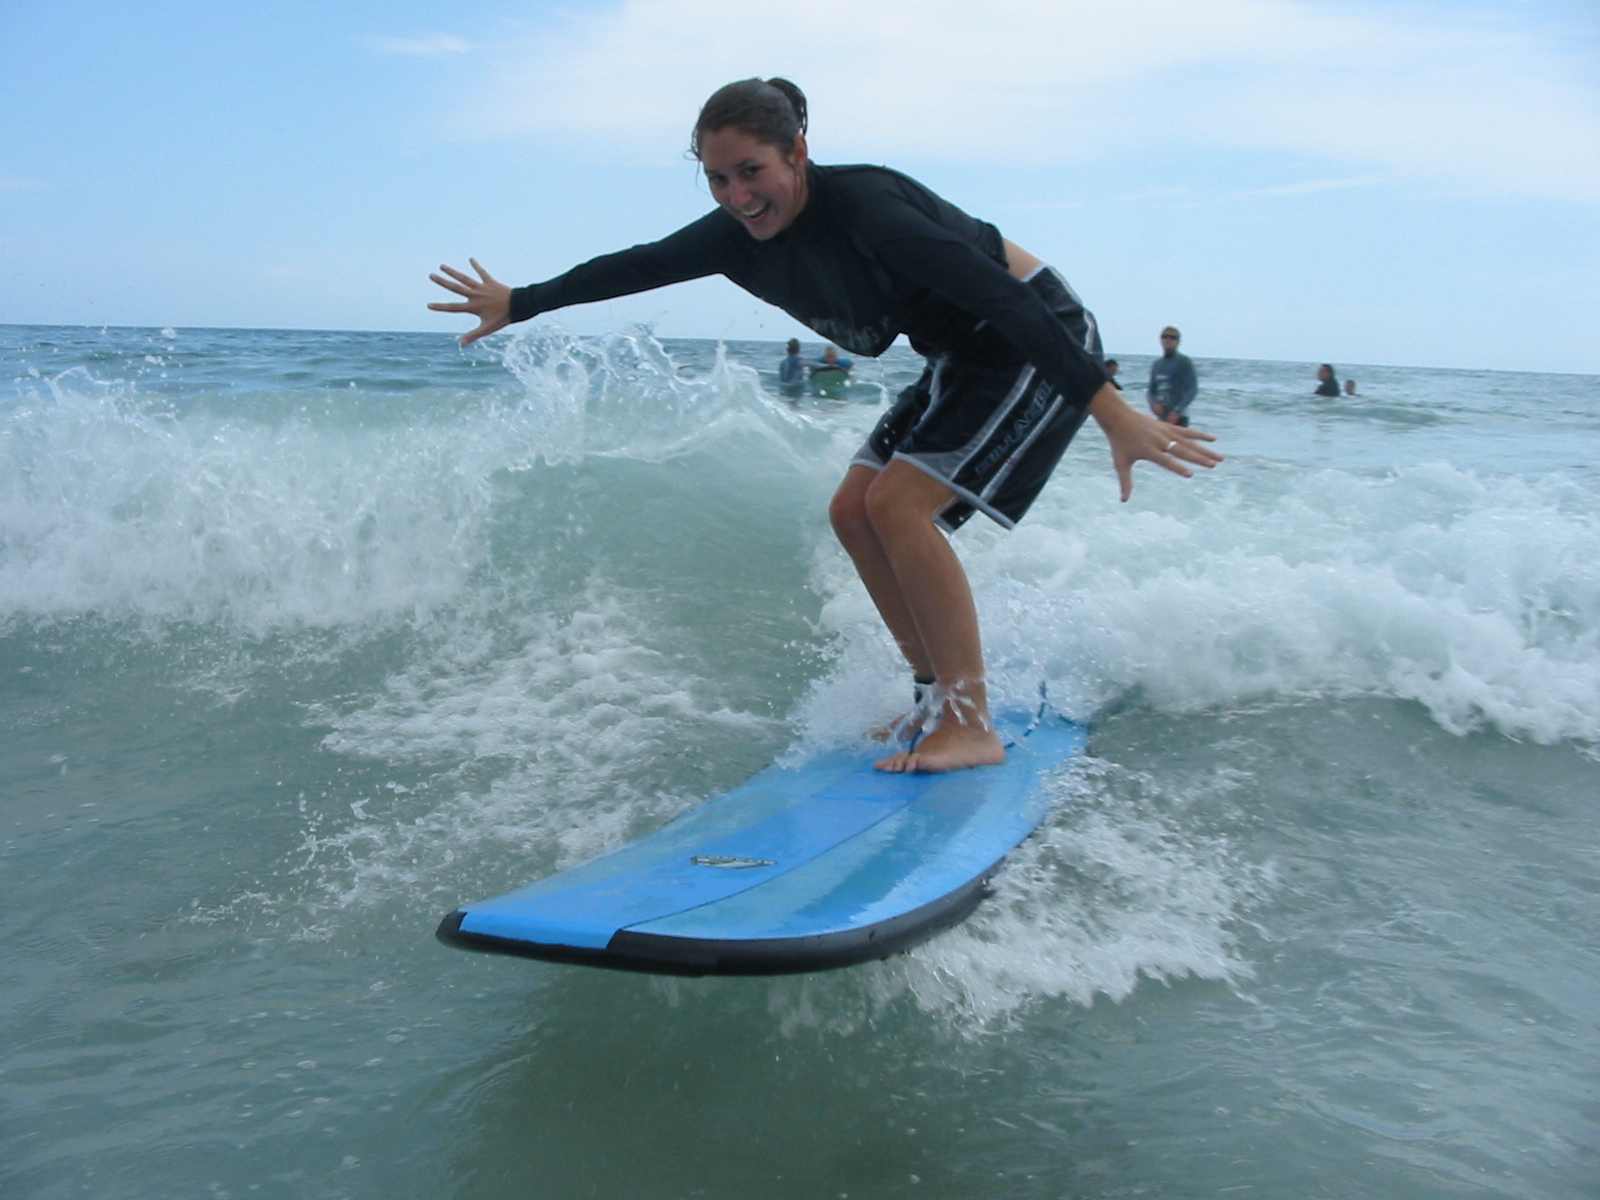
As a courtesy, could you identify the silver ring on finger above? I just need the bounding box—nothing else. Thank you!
[1165,440,1177,452]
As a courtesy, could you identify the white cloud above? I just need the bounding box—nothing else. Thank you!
[457,0,1600,201]
[364,32,472,57]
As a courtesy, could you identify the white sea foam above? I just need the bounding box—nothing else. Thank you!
[798,457,1600,749]
[285,584,775,930]
[0,367,492,631]
[0,325,830,636]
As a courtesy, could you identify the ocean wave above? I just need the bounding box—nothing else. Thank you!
[0,325,837,634]
[27,322,1582,1029]
[799,459,1600,747]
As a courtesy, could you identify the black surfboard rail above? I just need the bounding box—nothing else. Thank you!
[435,863,998,977]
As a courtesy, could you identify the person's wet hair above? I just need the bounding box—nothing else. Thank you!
[691,78,809,158]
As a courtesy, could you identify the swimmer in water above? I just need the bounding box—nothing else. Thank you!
[777,337,805,394]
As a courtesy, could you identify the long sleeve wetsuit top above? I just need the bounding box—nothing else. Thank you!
[1147,352,1198,415]
[508,164,1109,414]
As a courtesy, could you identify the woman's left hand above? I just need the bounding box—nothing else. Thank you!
[1088,382,1224,501]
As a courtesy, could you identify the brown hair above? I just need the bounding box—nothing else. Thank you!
[691,78,809,158]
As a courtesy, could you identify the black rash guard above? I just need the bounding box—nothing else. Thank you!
[508,163,1109,413]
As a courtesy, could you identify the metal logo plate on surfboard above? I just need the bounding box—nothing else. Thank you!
[690,854,776,869]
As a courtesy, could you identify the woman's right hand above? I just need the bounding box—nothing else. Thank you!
[427,258,513,346]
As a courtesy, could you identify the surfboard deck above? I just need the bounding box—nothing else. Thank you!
[436,705,1088,976]
[807,366,851,395]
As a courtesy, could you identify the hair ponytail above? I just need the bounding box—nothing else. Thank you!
[761,78,807,138]
[691,77,809,157]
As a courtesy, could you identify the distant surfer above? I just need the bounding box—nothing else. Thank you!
[1315,363,1341,396]
[430,77,1222,772]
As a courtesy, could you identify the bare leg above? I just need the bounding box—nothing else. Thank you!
[830,464,934,678]
[830,466,937,742]
[831,460,1005,773]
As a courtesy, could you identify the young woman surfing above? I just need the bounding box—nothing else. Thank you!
[429,78,1222,773]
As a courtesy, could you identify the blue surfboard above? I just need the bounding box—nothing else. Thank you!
[436,704,1088,976]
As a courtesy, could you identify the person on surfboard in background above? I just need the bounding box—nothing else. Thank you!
[429,77,1222,773]
[808,345,853,377]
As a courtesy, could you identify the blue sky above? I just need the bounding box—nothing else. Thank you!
[2,0,1597,372]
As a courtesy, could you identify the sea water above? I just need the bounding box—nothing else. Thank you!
[2,322,1596,1200]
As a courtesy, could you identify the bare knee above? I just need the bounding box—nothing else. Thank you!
[863,473,930,540]
[829,471,876,548]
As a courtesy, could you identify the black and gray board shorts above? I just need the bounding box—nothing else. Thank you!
[852,266,1102,532]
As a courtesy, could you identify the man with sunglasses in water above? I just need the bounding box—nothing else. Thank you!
[1147,326,1198,427]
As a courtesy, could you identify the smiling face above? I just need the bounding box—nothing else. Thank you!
[699,127,810,241]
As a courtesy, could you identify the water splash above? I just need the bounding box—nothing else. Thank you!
[492,322,821,466]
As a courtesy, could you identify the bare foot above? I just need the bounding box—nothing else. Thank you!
[873,720,1005,773]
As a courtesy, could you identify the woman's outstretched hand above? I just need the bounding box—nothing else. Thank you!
[1088,382,1224,501]
[427,259,512,346]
